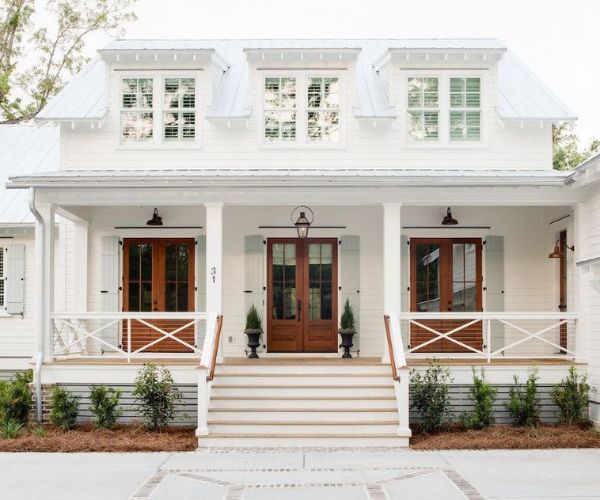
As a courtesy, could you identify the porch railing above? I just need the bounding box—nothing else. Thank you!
[51,312,217,360]
[383,314,411,437]
[395,312,578,360]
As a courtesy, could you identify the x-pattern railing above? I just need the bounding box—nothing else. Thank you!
[397,312,577,360]
[52,312,214,360]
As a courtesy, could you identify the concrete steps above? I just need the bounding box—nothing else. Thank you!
[198,361,410,448]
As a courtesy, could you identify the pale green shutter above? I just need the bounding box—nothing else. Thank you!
[400,236,409,312]
[5,244,25,315]
[100,236,120,349]
[340,235,360,353]
[485,236,504,350]
[196,235,206,345]
[245,235,265,352]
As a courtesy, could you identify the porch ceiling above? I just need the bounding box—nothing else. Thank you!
[7,167,570,189]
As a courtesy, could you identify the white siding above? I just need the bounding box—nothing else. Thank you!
[59,59,553,172]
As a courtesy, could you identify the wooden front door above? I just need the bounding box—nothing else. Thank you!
[123,238,195,353]
[410,238,483,353]
[267,238,338,353]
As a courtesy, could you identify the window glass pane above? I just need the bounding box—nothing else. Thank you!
[140,244,153,281]
[128,283,140,311]
[141,282,152,312]
[177,283,188,312]
[407,77,438,141]
[177,244,188,281]
[264,77,296,142]
[272,243,296,320]
[166,282,176,311]
[163,78,195,142]
[415,243,440,312]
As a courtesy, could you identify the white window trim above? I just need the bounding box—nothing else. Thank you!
[399,69,488,149]
[115,70,204,150]
[0,246,8,317]
[259,71,346,149]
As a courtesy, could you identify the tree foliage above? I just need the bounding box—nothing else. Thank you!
[553,122,600,171]
[0,0,137,122]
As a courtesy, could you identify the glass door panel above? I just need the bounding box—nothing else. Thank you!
[164,242,190,312]
[127,242,153,312]
[271,243,297,320]
[451,242,478,312]
[308,243,333,321]
[414,243,441,312]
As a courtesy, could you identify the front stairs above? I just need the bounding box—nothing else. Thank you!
[198,359,411,447]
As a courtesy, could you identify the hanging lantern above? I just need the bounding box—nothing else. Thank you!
[291,205,314,239]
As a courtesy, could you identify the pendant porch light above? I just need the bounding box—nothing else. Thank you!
[291,205,314,239]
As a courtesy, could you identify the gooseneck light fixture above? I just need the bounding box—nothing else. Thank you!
[146,208,163,226]
[291,205,314,239]
[441,207,458,226]
[548,239,575,259]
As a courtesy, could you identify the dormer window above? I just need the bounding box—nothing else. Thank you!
[307,77,339,142]
[407,77,439,142]
[449,77,481,142]
[121,78,154,142]
[264,77,297,142]
[163,78,196,142]
[263,75,341,145]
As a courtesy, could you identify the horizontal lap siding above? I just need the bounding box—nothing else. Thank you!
[410,384,563,424]
[61,61,551,171]
[58,383,197,426]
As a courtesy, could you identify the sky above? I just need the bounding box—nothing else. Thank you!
[91,0,599,145]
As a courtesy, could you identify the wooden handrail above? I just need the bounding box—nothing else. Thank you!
[384,315,400,381]
[206,314,223,382]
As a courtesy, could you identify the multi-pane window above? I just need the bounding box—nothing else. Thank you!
[407,77,439,141]
[307,77,340,142]
[121,78,154,143]
[264,77,297,142]
[163,78,196,142]
[449,77,481,142]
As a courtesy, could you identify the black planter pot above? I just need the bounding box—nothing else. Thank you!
[245,328,262,358]
[338,328,356,358]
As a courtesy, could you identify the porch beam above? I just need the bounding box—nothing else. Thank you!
[383,203,402,361]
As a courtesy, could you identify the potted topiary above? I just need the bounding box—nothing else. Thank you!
[338,299,357,358]
[244,305,262,359]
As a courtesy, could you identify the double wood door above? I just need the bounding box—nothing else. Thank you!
[267,238,338,353]
[410,238,483,353]
[123,238,195,352]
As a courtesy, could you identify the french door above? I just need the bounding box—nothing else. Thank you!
[410,238,483,353]
[267,238,338,353]
[123,238,195,352]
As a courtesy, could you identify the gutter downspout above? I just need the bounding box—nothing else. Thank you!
[28,187,45,423]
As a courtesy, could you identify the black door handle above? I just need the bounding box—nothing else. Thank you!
[297,299,302,322]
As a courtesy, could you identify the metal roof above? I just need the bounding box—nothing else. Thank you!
[35,38,576,122]
[7,167,570,188]
[568,150,600,186]
[0,125,59,224]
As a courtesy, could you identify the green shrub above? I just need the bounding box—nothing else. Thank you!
[49,387,79,431]
[32,426,47,438]
[245,305,262,330]
[552,366,591,426]
[506,370,540,427]
[340,299,355,330]
[461,368,497,429]
[410,360,453,433]
[1,420,23,439]
[13,369,33,385]
[0,374,33,426]
[89,385,122,429]
[133,364,182,431]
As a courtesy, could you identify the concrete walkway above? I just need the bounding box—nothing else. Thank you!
[1,448,600,499]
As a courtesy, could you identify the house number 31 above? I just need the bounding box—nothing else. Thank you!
[211,267,217,283]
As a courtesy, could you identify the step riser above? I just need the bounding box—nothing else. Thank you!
[208,424,399,434]
[208,411,398,422]
[210,387,396,398]
[198,437,410,448]
[209,399,397,409]
[211,376,393,386]
[215,365,391,375]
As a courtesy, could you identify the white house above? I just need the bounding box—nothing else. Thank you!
[1,38,599,447]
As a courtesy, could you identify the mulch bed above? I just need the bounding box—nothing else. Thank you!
[410,423,600,450]
[0,424,197,452]
[1,423,599,452]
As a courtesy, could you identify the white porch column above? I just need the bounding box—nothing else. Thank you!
[72,220,89,313]
[205,203,223,315]
[39,204,55,361]
[574,203,587,362]
[382,203,402,362]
